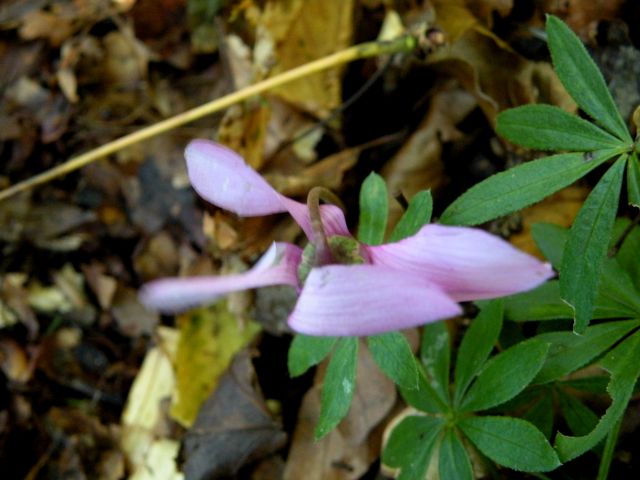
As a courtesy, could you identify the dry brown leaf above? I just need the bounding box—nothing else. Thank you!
[465,0,513,26]
[82,263,118,310]
[542,0,625,39]
[263,97,319,160]
[382,85,476,225]
[262,0,355,116]
[1,273,39,338]
[284,342,395,480]
[181,350,286,479]
[265,146,360,197]
[429,32,575,125]
[111,287,158,337]
[217,103,271,170]
[0,338,34,383]
[18,10,74,46]
[427,0,576,124]
[103,30,150,87]
[121,326,183,480]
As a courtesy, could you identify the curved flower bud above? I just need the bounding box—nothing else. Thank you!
[185,140,349,240]
[288,264,462,336]
[139,242,302,313]
[366,224,554,302]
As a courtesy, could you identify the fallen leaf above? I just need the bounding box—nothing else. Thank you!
[383,84,476,226]
[121,326,183,480]
[180,349,286,479]
[262,0,355,116]
[111,287,159,337]
[427,0,575,124]
[18,9,74,47]
[265,146,360,197]
[170,302,261,427]
[284,341,396,480]
[0,338,33,383]
[82,263,118,310]
[217,102,271,170]
[466,0,514,26]
[541,0,625,39]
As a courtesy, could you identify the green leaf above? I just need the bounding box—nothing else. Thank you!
[557,388,599,437]
[555,331,640,461]
[459,416,560,472]
[503,281,573,321]
[546,15,631,142]
[531,222,567,268]
[560,157,626,333]
[616,218,640,287]
[358,172,388,245]
[497,104,622,151]
[460,339,549,412]
[368,332,419,390]
[559,376,610,395]
[439,429,474,480]
[382,415,444,479]
[315,337,358,439]
[401,365,448,414]
[627,152,640,208]
[440,150,617,226]
[454,300,504,404]
[288,334,336,377]
[533,319,640,384]
[532,222,640,320]
[524,394,554,439]
[389,190,433,241]
[420,321,451,404]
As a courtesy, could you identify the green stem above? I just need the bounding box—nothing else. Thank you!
[597,417,622,480]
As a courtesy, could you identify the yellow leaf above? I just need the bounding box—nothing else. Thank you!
[170,302,261,427]
[121,327,182,479]
[263,0,355,115]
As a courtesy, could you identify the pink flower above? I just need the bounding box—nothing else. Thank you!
[139,140,553,336]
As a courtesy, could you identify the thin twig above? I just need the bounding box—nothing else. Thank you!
[0,36,416,202]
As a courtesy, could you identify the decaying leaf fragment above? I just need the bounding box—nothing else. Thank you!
[284,342,396,480]
[260,0,355,116]
[180,349,286,479]
[170,302,261,427]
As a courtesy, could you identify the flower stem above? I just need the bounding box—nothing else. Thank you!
[307,187,345,265]
[0,35,417,202]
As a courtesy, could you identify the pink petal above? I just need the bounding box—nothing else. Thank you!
[185,140,349,240]
[186,140,284,216]
[366,224,554,302]
[139,242,302,313]
[281,197,350,238]
[288,265,462,336]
